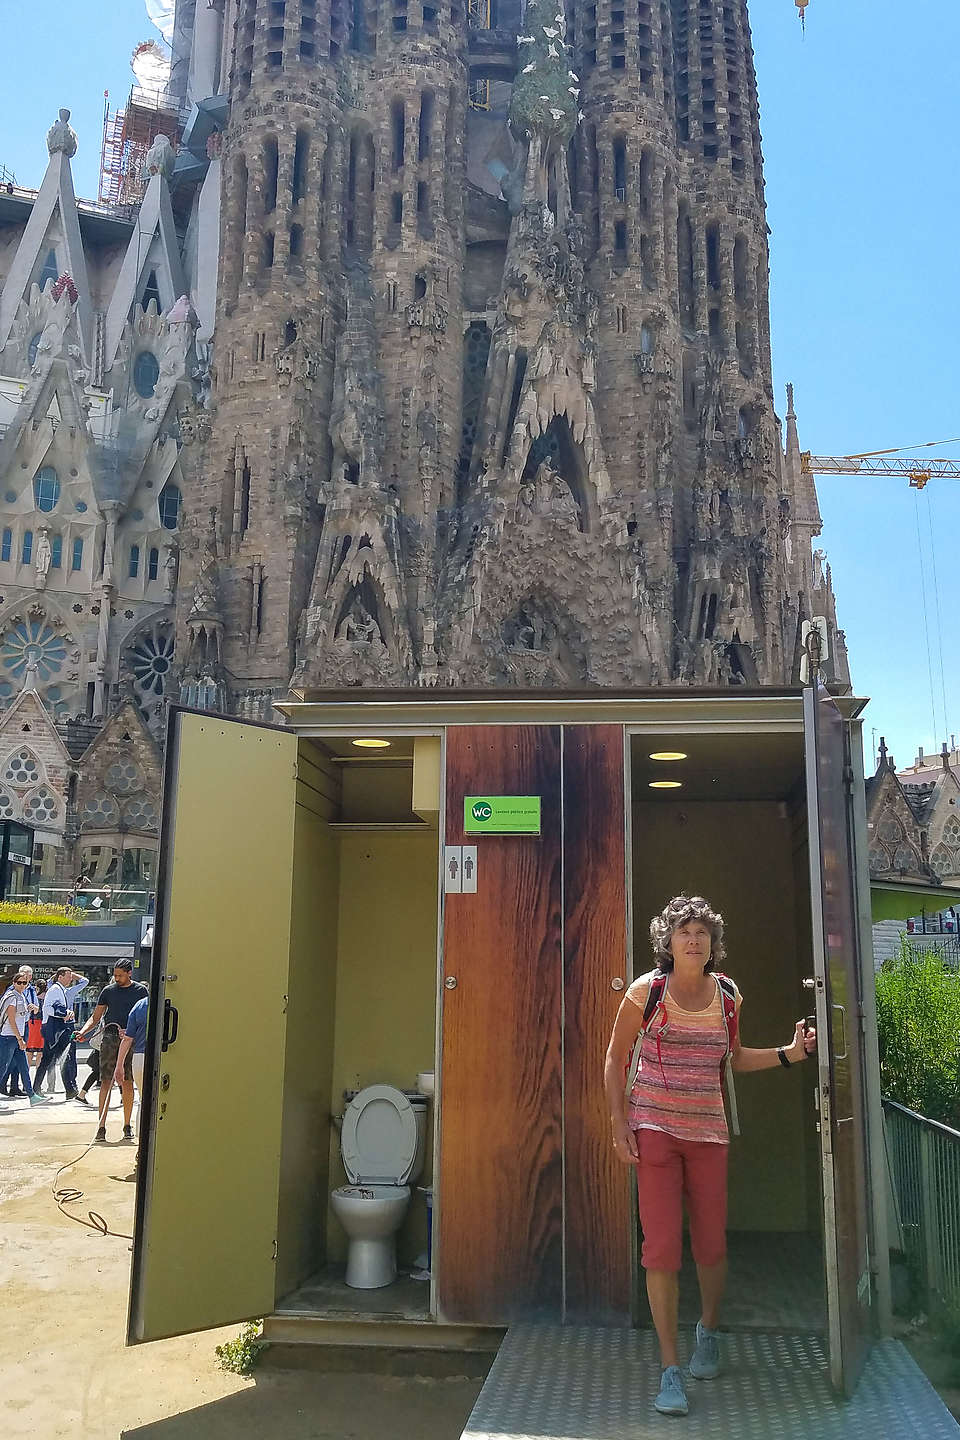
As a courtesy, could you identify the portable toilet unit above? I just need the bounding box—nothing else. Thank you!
[128,684,887,1399]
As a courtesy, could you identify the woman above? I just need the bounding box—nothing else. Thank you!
[0,974,44,1104]
[26,980,45,1069]
[604,894,815,1418]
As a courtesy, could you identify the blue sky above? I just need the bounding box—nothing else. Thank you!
[1,1,958,771]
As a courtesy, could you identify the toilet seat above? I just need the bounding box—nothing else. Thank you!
[341,1084,420,1184]
[333,1183,411,1202]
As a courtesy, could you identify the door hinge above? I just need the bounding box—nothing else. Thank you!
[271,1239,278,1261]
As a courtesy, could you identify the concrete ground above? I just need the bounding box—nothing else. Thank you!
[0,1081,483,1440]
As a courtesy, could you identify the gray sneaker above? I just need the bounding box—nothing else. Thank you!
[654,1365,689,1416]
[689,1320,721,1380]
[29,1094,48,1106]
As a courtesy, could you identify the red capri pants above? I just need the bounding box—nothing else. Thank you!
[634,1128,728,1272]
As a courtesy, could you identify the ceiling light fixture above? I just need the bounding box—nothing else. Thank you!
[649,779,683,790]
[351,738,392,749]
[649,751,687,761]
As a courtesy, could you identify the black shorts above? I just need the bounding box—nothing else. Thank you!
[99,1026,133,1082]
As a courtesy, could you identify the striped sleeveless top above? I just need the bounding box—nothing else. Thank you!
[625,973,740,1145]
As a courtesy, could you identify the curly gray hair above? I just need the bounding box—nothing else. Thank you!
[649,894,726,972]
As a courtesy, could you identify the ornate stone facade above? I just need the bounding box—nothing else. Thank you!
[0,1,849,877]
[176,0,846,703]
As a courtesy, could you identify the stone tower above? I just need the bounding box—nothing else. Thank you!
[175,0,847,705]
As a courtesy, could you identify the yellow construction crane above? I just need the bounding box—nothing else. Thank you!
[800,445,960,491]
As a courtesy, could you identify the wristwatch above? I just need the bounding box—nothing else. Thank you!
[777,1046,791,1068]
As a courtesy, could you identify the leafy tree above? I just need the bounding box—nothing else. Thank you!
[875,936,960,1126]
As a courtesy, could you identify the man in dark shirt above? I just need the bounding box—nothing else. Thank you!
[76,960,149,1142]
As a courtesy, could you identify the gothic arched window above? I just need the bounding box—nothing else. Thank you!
[158,483,181,531]
[33,467,60,512]
[133,350,159,399]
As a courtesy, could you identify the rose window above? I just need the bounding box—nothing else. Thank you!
[877,815,904,846]
[128,624,175,697]
[22,787,58,824]
[106,760,143,796]
[943,817,960,848]
[124,796,159,830]
[4,749,40,785]
[0,617,67,683]
[83,793,120,828]
[0,788,16,820]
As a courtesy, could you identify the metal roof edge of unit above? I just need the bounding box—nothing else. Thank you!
[870,879,960,901]
[277,695,808,734]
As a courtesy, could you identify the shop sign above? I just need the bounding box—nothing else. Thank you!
[0,942,135,959]
[464,796,541,835]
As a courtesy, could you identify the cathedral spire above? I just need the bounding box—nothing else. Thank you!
[785,382,800,461]
[509,0,578,211]
[0,108,94,362]
[103,135,187,368]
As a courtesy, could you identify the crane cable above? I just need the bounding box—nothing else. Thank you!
[913,490,940,752]
[924,487,951,752]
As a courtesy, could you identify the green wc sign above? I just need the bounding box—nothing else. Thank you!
[464,796,542,835]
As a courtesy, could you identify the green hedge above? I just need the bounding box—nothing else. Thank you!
[876,936,960,1127]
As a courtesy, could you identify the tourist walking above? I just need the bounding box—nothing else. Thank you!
[0,973,42,1104]
[112,994,148,1138]
[33,967,84,1098]
[2,967,38,1097]
[25,978,44,1065]
[604,894,816,1418]
[59,969,89,1098]
[76,961,148,1142]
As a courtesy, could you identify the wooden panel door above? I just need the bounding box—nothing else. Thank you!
[437,725,563,1324]
[562,725,632,1323]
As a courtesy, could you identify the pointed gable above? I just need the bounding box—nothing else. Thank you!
[0,110,93,364]
[0,686,73,837]
[866,754,928,880]
[74,700,163,841]
[920,762,960,881]
[0,355,95,482]
[104,140,187,370]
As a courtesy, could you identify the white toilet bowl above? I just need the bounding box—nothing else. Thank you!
[332,1084,428,1289]
[331,1184,411,1288]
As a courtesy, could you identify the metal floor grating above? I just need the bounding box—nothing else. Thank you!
[461,1326,960,1439]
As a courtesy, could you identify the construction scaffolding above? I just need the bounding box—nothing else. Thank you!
[98,87,181,209]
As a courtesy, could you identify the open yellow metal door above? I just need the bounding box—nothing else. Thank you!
[128,710,298,1343]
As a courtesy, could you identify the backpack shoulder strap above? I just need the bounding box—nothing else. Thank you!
[714,972,739,1047]
[641,970,668,1031]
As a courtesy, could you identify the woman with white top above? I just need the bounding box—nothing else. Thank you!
[0,975,44,1104]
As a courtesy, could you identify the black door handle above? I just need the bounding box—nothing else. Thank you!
[161,998,179,1052]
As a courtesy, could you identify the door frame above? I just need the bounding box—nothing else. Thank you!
[803,684,880,1394]
[264,720,445,1320]
[623,711,812,1326]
